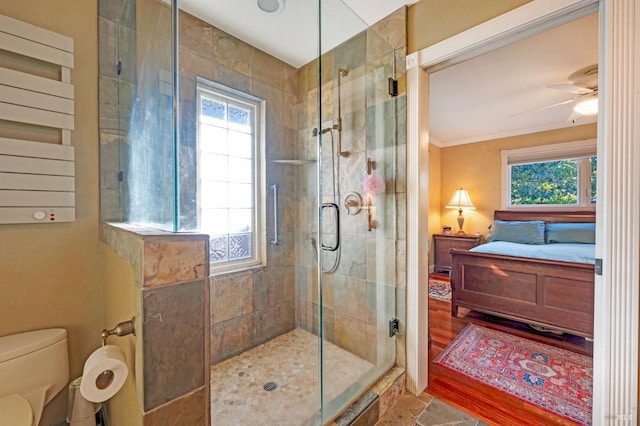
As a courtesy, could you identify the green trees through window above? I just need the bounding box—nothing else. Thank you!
[510,156,596,206]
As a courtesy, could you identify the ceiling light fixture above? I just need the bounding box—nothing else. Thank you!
[256,0,285,14]
[574,95,598,116]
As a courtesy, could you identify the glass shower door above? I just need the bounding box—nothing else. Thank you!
[316,3,399,423]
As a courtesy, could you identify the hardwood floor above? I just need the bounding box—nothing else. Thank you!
[427,275,593,426]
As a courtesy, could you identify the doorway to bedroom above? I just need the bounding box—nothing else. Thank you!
[418,4,600,424]
[409,0,640,423]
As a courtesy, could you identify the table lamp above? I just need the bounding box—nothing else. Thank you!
[446,188,475,235]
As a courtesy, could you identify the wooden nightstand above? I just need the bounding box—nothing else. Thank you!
[433,234,483,274]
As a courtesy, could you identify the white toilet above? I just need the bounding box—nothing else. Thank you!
[0,328,69,426]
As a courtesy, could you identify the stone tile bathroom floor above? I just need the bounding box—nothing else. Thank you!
[376,392,489,426]
[210,328,374,425]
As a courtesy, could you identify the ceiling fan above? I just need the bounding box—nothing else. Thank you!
[514,64,599,119]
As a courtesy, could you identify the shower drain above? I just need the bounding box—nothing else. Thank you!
[263,381,278,391]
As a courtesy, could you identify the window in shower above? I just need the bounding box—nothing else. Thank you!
[196,78,265,273]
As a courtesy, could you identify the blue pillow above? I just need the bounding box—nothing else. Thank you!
[487,220,545,244]
[545,223,595,244]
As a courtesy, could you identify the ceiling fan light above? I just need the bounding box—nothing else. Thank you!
[574,96,598,115]
[257,0,285,13]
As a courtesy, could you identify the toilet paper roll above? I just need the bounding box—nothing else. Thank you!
[80,345,128,403]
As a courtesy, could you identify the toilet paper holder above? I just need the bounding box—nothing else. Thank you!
[101,317,135,346]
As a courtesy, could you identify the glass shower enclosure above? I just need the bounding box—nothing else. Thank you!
[99,0,401,423]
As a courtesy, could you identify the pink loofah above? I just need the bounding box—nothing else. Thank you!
[363,173,386,195]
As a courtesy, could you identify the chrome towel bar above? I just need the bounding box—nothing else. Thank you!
[270,184,280,245]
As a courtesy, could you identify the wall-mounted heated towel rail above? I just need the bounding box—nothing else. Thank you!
[0,14,75,224]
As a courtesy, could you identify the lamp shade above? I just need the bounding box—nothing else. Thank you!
[446,188,475,209]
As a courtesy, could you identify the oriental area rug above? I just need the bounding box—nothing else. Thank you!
[434,324,593,425]
[428,276,451,301]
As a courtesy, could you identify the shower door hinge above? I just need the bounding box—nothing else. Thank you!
[117,60,122,75]
[388,77,398,97]
[595,258,602,275]
[388,318,399,337]
[117,171,124,182]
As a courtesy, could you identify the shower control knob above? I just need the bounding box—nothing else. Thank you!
[33,210,46,220]
[343,192,363,216]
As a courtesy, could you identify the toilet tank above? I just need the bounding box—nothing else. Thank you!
[0,329,69,413]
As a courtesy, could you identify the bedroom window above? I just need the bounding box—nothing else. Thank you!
[501,139,597,209]
[196,78,266,273]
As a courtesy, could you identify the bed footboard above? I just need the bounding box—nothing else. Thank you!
[450,249,595,338]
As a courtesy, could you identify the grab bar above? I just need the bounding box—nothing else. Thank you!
[321,203,340,251]
[270,184,279,245]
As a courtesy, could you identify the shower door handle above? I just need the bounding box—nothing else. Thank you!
[321,203,340,251]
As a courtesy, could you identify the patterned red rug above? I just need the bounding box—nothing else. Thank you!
[434,324,592,425]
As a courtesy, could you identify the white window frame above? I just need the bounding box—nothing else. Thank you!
[196,77,266,275]
[501,139,597,210]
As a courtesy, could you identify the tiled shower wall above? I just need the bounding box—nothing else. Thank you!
[101,224,210,425]
[99,0,179,226]
[98,0,135,222]
[99,0,300,365]
[99,0,407,377]
[174,7,409,368]
[177,11,299,363]
[294,9,408,366]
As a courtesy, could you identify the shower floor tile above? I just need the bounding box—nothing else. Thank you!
[210,328,375,425]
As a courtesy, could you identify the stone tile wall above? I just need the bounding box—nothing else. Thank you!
[101,223,210,425]
[371,7,409,370]
[99,0,299,367]
[295,8,407,367]
[99,0,176,228]
[99,1,408,422]
[98,0,136,222]
[176,10,298,364]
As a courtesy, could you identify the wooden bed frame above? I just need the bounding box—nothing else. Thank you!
[450,210,595,338]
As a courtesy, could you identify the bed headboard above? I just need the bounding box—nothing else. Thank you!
[494,210,595,223]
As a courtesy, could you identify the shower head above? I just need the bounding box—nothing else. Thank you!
[312,126,337,136]
[338,68,348,77]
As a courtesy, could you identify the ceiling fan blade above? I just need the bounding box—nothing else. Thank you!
[569,64,598,87]
[548,84,593,95]
[510,98,576,117]
[566,110,579,123]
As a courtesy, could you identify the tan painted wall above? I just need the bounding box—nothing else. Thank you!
[0,0,102,384]
[99,243,141,425]
[407,0,532,53]
[439,123,597,237]
[428,144,442,265]
[0,0,102,420]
